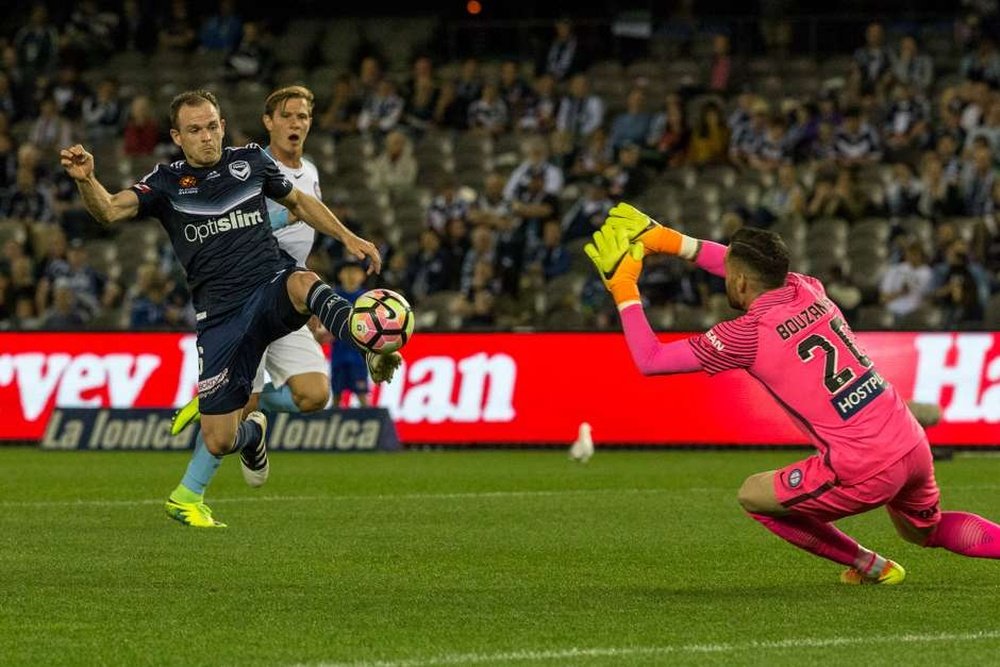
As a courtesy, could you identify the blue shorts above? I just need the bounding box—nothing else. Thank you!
[196,269,311,414]
[331,359,369,396]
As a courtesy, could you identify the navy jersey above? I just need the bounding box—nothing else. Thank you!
[130,145,295,322]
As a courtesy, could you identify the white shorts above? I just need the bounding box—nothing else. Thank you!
[252,325,329,393]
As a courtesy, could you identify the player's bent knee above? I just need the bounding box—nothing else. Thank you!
[737,475,779,515]
[293,389,329,413]
[201,430,235,456]
[286,270,321,311]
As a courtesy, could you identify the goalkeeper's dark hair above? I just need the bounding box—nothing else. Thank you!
[264,85,315,117]
[169,90,221,130]
[728,227,789,289]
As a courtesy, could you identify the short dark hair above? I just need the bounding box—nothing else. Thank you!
[728,228,789,289]
[169,90,221,129]
[264,85,314,117]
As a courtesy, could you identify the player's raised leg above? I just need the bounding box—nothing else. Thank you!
[738,461,904,584]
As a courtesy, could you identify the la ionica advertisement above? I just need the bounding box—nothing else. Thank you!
[0,332,996,445]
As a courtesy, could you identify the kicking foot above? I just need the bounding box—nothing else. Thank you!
[165,498,226,528]
[840,560,906,585]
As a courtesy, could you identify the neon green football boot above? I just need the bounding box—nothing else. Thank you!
[165,497,226,528]
[171,396,201,436]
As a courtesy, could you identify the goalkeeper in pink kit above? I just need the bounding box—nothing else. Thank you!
[587,203,1000,584]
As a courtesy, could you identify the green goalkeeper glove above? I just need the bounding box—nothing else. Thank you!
[603,202,699,259]
[584,226,645,307]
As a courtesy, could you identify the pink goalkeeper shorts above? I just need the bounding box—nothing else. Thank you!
[773,444,941,529]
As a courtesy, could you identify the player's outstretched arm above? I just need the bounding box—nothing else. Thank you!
[583,226,703,376]
[604,202,727,278]
[277,188,382,274]
[59,144,139,225]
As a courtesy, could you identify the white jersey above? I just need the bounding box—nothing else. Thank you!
[265,146,322,266]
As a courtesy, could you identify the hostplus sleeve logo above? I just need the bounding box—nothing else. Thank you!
[184,209,264,243]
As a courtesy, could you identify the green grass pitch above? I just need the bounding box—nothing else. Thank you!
[1,447,999,666]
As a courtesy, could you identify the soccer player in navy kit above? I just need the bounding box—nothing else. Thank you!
[60,90,401,527]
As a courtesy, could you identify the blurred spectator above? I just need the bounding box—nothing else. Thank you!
[499,60,533,123]
[504,136,564,199]
[747,114,792,173]
[127,264,175,329]
[885,162,922,218]
[826,265,863,321]
[432,80,465,131]
[468,172,514,230]
[891,35,934,93]
[326,260,372,405]
[960,139,996,215]
[610,88,651,154]
[932,239,989,327]
[510,169,559,254]
[118,0,158,55]
[835,106,882,167]
[964,98,1000,154]
[0,133,17,191]
[453,58,483,128]
[13,4,59,82]
[81,77,124,144]
[158,0,198,53]
[407,229,452,301]
[879,241,934,322]
[556,73,604,148]
[426,176,470,234]
[688,100,730,166]
[442,217,470,271]
[41,279,86,330]
[199,0,243,53]
[403,75,438,138]
[122,95,161,157]
[606,142,648,199]
[369,130,417,193]
[223,22,275,87]
[357,56,384,104]
[530,218,572,281]
[357,79,404,139]
[61,0,120,67]
[757,162,806,225]
[809,121,837,165]
[729,98,768,169]
[0,168,54,223]
[460,288,497,328]
[28,97,75,152]
[644,93,691,170]
[518,73,558,133]
[0,72,19,123]
[467,82,509,136]
[569,127,613,181]
[973,203,1000,282]
[43,64,90,121]
[917,152,963,218]
[960,36,1000,87]
[562,175,614,242]
[37,238,120,321]
[460,225,496,295]
[851,22,892,96]
[543,18,584,81]
[319,75,362,139]
[883,84,930,157]
[708,33,735,93]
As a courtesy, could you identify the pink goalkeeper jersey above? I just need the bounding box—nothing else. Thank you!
[688,273,927,485]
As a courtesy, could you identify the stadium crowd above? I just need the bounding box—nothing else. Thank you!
[1,3,999,332]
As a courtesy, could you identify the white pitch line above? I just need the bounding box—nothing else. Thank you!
[0,487,723,510]
[0,482,997,511]
[302,630,1000,667]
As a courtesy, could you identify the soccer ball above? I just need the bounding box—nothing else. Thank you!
[349,288,414,354]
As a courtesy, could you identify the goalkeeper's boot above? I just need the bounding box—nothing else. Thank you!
[170,395,200,436]
[840,560,906,585]
[165,497,226,528]
[240,411,269,488]
[366,351,402,383]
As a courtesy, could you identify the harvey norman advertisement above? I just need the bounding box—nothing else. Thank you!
[0,332,996,445]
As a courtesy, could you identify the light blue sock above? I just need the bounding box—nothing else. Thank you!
[258,382,300,413]
[176,432,222,498]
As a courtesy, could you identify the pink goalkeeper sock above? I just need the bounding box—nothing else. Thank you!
[749,513,859,566]
[925,511,1000,558]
